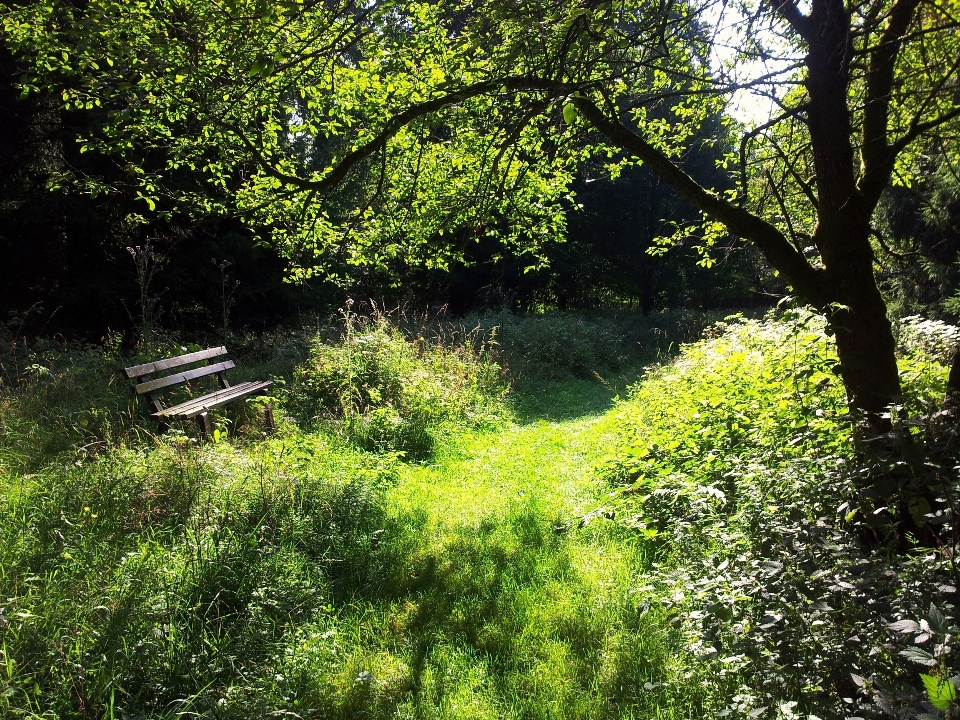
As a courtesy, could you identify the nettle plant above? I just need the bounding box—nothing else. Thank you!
[605,312,960,718]
[875,604,960,717]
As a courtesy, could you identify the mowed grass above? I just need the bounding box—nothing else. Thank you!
[375,416,700,719]
[261,375,708,719]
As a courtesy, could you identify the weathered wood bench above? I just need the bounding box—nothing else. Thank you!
[124,346,273,438]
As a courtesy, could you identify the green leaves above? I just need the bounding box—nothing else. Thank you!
[1,0,709,279]
[920,674,956,710]
[901,647,937,667]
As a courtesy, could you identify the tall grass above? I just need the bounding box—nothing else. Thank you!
[0,308,719,719]
[0,434,397,718]
[14,306,944,718]
[287,309,507,459]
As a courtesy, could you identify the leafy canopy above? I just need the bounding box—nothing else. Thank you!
[2,0,720,279]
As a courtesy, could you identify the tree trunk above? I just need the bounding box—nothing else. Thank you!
[822,259,902,419]
[829,303,901,418]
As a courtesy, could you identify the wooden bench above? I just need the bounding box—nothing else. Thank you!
[124,346,273,438]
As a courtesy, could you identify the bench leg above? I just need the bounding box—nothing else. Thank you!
[264,403,275,434]
[196,411,211,440]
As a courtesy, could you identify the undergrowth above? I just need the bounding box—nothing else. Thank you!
[603,309,960,718]
[10,307,958,718]
[287,307,507,459]
[0,308,717,719]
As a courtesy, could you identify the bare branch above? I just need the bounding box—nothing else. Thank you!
[764,168,802,250]
[738,103,809,203]
[764,132,819,209]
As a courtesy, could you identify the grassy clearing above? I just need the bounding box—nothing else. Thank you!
[8,307,955,718]
[0,310,719,719]
[293,415,706,720]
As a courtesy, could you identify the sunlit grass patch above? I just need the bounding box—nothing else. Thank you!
[333,419,707,719]
[0,429,397,718]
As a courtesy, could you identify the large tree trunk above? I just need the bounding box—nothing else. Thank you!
[827,293,901,418]
[801,0,902,419]
[818,228,902,419]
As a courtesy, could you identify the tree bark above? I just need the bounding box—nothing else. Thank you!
[823,274,902,416]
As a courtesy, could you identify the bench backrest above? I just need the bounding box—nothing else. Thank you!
[124,346,233,410]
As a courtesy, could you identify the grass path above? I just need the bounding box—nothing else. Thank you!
[340,378,701,719]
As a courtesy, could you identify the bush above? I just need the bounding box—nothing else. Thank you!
[897,314,960,364]
[603,309,960,718]
[287,312,507,458]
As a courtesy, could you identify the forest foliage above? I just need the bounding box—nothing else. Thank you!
[1,0,960,716]
[2,0,960,421]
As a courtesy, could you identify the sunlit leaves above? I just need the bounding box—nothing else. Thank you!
[1,0,721,278]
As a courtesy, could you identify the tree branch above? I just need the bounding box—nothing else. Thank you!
[768,0,814,41]
[891,96,960,155]
[225,76,569,194]
[572,97,827,305]
[859,0,922,212]
[738,103,810,203]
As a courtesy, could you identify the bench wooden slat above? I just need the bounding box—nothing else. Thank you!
[153,380,273,419]
[134,360,236,395]
[124,346,227,379]
[154,381,261,416]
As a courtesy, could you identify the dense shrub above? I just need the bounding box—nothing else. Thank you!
[604,309,960,718]
[896,314,960,364]
[287,314,507,459]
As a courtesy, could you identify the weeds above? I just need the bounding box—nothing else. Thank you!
[13,307,951,718]
[604,309,960,718]
[287,309,507,459]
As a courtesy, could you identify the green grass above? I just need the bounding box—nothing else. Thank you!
[17,307,952,718]
[0,311,722,719]
[260,415,705,720]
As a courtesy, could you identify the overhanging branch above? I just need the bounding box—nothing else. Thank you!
[224,76,570,194]
[572,96,827,305]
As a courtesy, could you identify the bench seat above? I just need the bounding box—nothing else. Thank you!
[153,380,273,419]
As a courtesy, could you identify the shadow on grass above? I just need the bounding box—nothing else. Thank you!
[327,504,706,719]
[509,362,654,423]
